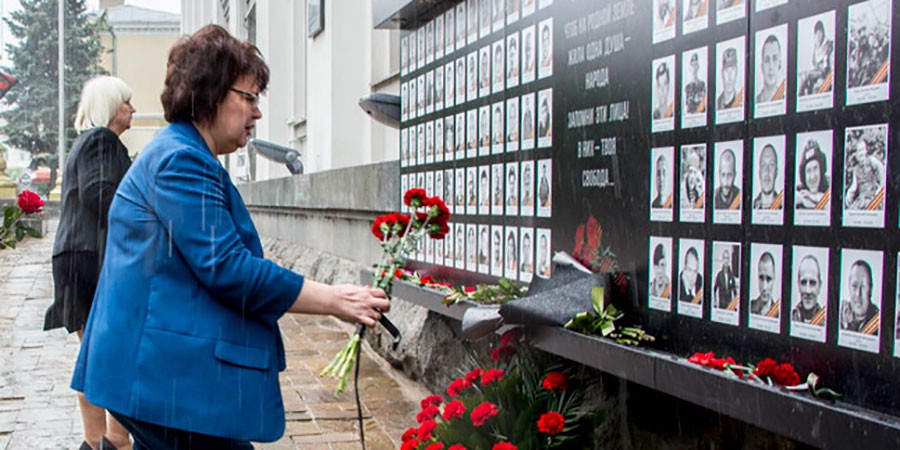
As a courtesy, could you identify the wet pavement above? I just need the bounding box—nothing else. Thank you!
[0,222,427,449]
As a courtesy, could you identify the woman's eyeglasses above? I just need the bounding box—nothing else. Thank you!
[229,87,260,107]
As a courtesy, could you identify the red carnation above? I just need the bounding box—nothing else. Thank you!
[17,190,43,214]
[442,400,466,420]
[688,352,715,367]
[371,215,387,240]
[417,418,437,440]
[471,402,498,427]
[401,427,417,442]
[401,439,419,450]
[404,188,428,207]
[448,445,467,450]
[417,405,440,423]
[420,275,436,286]
[395,268,406,279]
[420,394,443,409]
[537,411,566,435]
[771,363,801,386]
[500,328,523,345]
[426,443,445,450]
[492,442,517,450]
[447,378,470,397]
[464,286,476,293]
[465,368,483,384]
[709,356,735,371]
[753,358,778,378]
[481,369,504,386]
[541,372,568,391]
[490,344,516,362]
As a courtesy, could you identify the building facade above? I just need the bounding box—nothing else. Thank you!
[182,0,400,182]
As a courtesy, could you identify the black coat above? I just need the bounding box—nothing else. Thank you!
[52,127,131,259]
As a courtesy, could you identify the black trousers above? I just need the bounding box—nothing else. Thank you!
[109,411,254,450]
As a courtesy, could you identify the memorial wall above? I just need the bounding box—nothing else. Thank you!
[398,0,899,416]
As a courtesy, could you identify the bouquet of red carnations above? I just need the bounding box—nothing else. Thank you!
[320,188,449,393]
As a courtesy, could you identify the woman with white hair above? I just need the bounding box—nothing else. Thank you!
[43,75,135,450]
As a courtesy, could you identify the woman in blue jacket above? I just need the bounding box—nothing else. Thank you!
[71,25,389,449]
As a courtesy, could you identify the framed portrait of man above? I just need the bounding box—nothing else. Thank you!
[794,129,832,227]
[748,243,783,334]
[650,147,674,222]
[519,226,534,283]
[846,0,892,106]
[478,105,491,156]
[504,227,519,280]
[715,36,746,124]
[837,248,883,354]
[653,0,676,43]
[790,245,829,343]
[492,0,505,32]
[446,8,456,54]
[536,158,553,217]
[478,224,490,273]
[505,162,519,215]
[681,46,708,129]
[842,123,887,228]
[754,24,788,118]
[796,10,835,112]
[479,45,492,98]
[506,97,520,151]
[679,143,706,223]
[711,241,741,326]
[401,36,409,76]
[751,135,785,225]
[652,55,676,133]
[492,163,504,216]
[536,228,552,279]
[677,238,705,318]
[425,20,434,65]
[479,0,491,39]
[507,32,520,89]
[521,92,536,150]
[712,140,743,225]
[521,25,536,84]
[520,160,535,216]
[491,102,505,154]
[538,18,554,79]
[648,236,673,312]
[537,88,553,148]
[491,225,505,276]
[492,39,506,94]
[436,14,445,60]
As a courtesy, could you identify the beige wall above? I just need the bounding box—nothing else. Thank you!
[99,30,177,157]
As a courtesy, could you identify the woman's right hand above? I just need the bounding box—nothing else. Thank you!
[290,280,389,327]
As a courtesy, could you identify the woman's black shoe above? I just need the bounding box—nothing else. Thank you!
[99,437,119,450]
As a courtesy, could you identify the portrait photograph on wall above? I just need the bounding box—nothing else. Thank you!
[711,241,741,326]
[679,143,706,223]
[650,146,675,222]
[677,238,705,319]
[751,135,785,225]
[748,243,783,334]
[649,236,674,312]
[845,0,892,106]
[790,245,829,343]
[712,140,743,225]
[796,10,835,112]
[754,24,788,118]
[837,248,883,354]
[794,129,833,227]
[715,36,746,124]
[681,46,708,129]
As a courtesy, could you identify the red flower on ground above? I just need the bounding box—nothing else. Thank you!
[417,418,437,440]
[426,443,445,450]
[688,352,715,366]
[709,356,736,371]
[537,411,566,436]
[17,190,43,214]
[481,369,504,386]
[404,188,428,207]
[420,394,443,409]
[499,327,523,345]
[771,363,801,386]
[541,372,569,391]
[464,286,476,293]
[492,442,517,450]
[470,402,499,427]
[420,275,436,286]
[417,405,440,423]
[401,427,417,442]
[442,400,466,420]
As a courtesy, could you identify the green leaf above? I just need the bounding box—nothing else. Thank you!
[591,286,605,315]
[599,320,615,337]
[22,226,41,238]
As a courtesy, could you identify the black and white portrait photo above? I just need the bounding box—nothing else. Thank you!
[445,8,455,55]
[401,36,409,76]
[417,27,426,68]
[466,109,478,158]
[716,0,744,25]
[522,0,536,17]
[479,165,490,214]
[444,62,454,109]
[478,224,490,273]
[466,223,477,272]
[506,97,519,151]
[400,82,408,122]
[435,68,445,112]
[652,55,676,133]
[648,236,673,312]
[537,88,553,148]
[456,57,466,105]
[677,238,705,319]
[712,140,743,225]
[479,45,492,98]
[435,14,445,60]
[455,112,466,160]
[838,248,883,354]
[522,25,536,84]
[754,24,787,118]
[520,160,535,216]
[536,228,552,279]
[492,163,504,216]
[456,2,466,46]
[843,124,887,228]
[748,243,782,334]
[416,123,425,165]
[505,227,518,280]
[480,0,491,39]
[466,166,477,215]
[417,74,425,117]
[521,92,535,150]
[478,105,491,156]
[400,128,409,168]
[507,32,520,89]
[711,241,740,326]
[425,121,434,164]
[444,169,455,213]
[519,227,534,283]
[508,0,521,25]
[467,0,478,45]
[425,70,435,115]
[434,118,444,163]
[790,245,829,343]
[537,158,552,217]
[653,0,676,44]
[538,18,554,79]
[682,0,708,35]
[425,20,434,65]
[846,0,892,105]
[444,117,455,162]
[650,147,674,222]
[491,102,505,154]
[455,223,465,269]
[796,10,835,112]
[681,47,708,129]
[794,130,832,227]
[455,169,465,215]
[491,225,504,276]
[492,39,505,94]
[467,51,478,102]
[679,143,706,223]
[715,36,746,124]
[751,135,785,226]
[506,162,519,214]
[409,30,417,73]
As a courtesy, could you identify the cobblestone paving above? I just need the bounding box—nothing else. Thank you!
[0,224,427,449]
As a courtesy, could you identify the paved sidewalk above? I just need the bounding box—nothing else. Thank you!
[0,224,427,449]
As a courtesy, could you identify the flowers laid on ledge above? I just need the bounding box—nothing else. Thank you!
[564,286,655,346]
[320,188,449,393]
[687,351,840,399]
[400,329,603,449]
[442,278,528,306]
[0,190,43,249]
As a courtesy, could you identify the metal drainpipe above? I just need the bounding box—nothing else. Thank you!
[110,27,117,75]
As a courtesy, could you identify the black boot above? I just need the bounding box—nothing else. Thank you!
[99,437,119,450]
[78,442,92,450]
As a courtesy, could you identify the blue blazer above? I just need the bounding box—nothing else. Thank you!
[71,122,305,442]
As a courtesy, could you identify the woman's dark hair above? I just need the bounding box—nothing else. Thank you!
[799,139,829,193]
[161,24,270,124]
